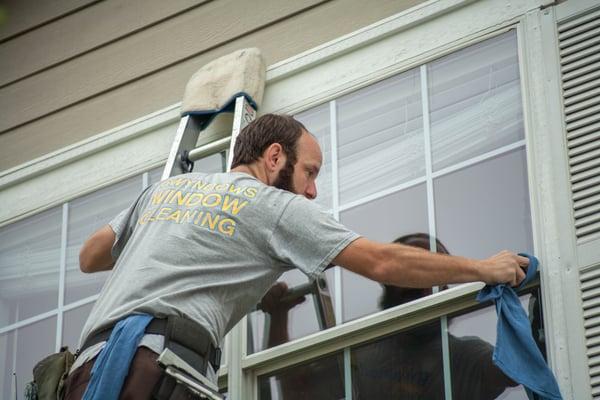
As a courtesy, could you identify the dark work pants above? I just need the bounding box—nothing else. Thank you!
[64,347,163,400]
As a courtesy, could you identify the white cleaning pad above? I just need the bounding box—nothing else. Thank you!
[181,48,266,117]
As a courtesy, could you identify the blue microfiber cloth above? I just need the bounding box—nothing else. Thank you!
[82,314,153,400]
[476,254,562,400]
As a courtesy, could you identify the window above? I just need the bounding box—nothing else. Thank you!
[0,153,226,399]
[245,29,541,399]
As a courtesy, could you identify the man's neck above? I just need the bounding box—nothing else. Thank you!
[231,164,269,185]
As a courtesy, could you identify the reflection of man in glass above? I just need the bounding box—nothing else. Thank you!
[353,233,520,400]
[261,233,520,400]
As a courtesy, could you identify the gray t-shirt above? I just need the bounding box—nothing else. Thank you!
[78,171,359,350]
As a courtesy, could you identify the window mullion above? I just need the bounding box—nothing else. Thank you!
[330,100,343,324]
[420,64,453,400]
[56,202,68,352]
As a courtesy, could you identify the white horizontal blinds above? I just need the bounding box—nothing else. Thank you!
[62,302,95,352]
[428,30,523,171]
[295,104,333,211]
[0,207,62,327]
[558,8,600,242]
[337,68,424,205]
[65,175,141,304]
[581,266,600,398]
[0,316,57,400]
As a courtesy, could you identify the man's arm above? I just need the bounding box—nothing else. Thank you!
[333,238,528,287]
[79,225,116,273]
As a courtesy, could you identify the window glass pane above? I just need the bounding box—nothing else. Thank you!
[0,207,61,327]
[149,151,226,187]
[258,352,345,400]
[191,152,226,174]
[447,291,543,399]
[65,176,142,304]
[0,316,56,400]
[62,302,94,351]
[351,320,445,399]
[337,69,424,205]
[148,166,164,185]
[340,184,429,322]
[434,148,533,262]
[247,267,336,354]
[429,30,523,171]
[296,103,332,210]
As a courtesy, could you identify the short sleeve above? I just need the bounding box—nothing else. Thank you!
[268,196,360,280]
[109,184,154,260]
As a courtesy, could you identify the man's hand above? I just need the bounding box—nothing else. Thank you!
[480,251,529,287]
[260,282,306,316]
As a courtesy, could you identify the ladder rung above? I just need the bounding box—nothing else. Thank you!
[188,136,232,163]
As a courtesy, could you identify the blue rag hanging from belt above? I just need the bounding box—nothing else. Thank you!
[476,254,562,400]
[82,313,153,400]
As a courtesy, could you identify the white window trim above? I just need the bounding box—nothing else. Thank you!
[0,0,584,398]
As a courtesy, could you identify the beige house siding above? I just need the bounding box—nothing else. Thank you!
[0,0,425,171]
[0,0,98,40]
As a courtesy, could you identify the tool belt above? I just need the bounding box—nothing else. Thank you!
[80,316,221,374]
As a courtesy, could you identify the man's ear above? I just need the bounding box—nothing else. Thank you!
[264,143,286,172]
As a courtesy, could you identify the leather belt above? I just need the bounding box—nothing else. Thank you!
[80,318,221,371]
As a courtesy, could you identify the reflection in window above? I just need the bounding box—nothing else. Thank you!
[352,321,445,399]
[340,184,429,322]
[248,268,336,354]
[351,290,543,400]
[258,352,345,400]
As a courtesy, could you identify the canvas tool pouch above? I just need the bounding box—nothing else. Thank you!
[28,346,75,400]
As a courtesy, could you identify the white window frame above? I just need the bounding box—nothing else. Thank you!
[0,0,586,398]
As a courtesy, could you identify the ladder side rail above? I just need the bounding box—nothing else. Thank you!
[161,115,203,180]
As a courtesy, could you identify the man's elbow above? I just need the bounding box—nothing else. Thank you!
[79,246,94,273]
[79,241,112,273]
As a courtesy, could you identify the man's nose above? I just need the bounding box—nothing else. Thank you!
[306,182,317,200]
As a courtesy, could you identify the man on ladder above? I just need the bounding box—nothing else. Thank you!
[64,48,529,400]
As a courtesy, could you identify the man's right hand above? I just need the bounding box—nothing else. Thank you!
[481,251,529,287]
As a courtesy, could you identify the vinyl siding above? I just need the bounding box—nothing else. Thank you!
[0,0,425,171]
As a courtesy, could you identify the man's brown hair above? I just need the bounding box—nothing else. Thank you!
[230,114,307,168]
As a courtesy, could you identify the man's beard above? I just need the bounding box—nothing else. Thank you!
[273,159,295,193]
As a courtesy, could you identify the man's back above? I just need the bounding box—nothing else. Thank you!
[79,171,356,349]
